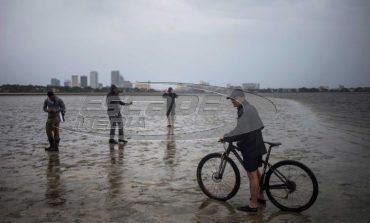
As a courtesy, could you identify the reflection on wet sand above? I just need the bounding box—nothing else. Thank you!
[108,144,124,198]
[264,211,310,223]
[46,152,66,206]
[162,127,177,181]
[196,199,237,222]
[164,127,176,166]
[196,199,310,223]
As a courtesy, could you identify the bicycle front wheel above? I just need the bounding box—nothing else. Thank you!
[265,160,319,212]
[197,153,240,201]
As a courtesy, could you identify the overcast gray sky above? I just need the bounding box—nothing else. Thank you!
[0,0,369,88]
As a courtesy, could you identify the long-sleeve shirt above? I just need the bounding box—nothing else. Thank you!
[106,93,128,116]
[43,97,66,119]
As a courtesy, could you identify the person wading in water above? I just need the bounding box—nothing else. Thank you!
[43,91,66,151]
[106,85,132,145]
[162,87,178,127]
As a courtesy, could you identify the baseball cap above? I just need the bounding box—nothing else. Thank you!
[226,89,245,99]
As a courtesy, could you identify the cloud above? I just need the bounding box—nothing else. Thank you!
[0,0,369,87]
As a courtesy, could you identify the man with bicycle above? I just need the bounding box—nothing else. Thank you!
[220,89,267,212]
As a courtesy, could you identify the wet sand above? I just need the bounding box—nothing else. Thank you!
[263,93,370,222]
[0,94,369,222]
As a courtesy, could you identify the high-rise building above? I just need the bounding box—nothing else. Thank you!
[90,71,98,89]
[111,71,120,86]
[111,70,126,87]
[80,75,88,88]
[72,75,79,87]
[51,78,60,86]
[64,80,71,87]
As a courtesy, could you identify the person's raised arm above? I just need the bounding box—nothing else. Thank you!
[119,101,133,106]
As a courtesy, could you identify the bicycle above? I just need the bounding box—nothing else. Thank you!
[196,141,319,212]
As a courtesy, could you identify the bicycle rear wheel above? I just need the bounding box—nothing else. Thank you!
[197,153,240,201]
[265,160,318,212]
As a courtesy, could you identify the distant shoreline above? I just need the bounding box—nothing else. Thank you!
[261,92,370,123]
[0,92,211,96]
[1,91,369,96]
[0,92,107,96]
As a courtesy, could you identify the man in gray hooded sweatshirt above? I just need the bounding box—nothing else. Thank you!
[220,89,267,212]
[43,91,65,151]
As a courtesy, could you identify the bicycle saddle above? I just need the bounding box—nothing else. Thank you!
[264,141,282,147]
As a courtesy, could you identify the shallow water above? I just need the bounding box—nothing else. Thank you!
[0,93,369,222]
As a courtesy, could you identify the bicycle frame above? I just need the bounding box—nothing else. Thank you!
[218,143,292,192]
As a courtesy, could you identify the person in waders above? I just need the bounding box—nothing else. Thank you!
[162,87,178,127]
[43,91,66,151]
[106,85,132,145]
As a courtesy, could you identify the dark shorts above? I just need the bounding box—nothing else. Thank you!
[243,155,263,172]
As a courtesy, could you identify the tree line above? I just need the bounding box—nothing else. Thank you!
[0,85,157,93]
[0,84,369,94]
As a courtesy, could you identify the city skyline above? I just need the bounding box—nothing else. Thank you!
[48,73,346,92]
[6,68,370,89]
[1,1,369,88]
[49,70,135,89]
[48,72,264,91]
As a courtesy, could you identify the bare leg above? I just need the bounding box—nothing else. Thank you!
[247,170,259,208]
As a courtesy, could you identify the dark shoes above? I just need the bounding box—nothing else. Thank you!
[238,199,266,212]
[109,139,118,144]
[45,145,59,152]
[45,146,57,151]
[237,205,258,212]
[45,139,59,152]
[110,139,128,144]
